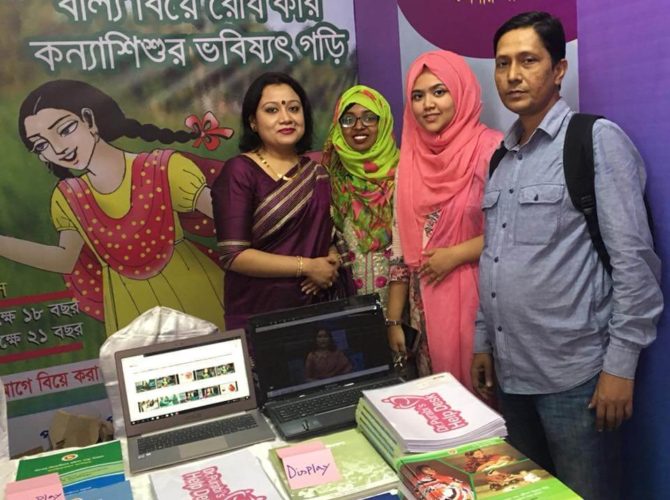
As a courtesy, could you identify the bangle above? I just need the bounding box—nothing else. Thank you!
[296,256,303,278]
[385,319,402,327]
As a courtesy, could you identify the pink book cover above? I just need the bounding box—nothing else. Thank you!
[5,472,65,500]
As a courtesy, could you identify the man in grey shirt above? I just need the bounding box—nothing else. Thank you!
[471,11,663,500]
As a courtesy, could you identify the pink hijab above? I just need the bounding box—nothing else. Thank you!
[396,51,502,387]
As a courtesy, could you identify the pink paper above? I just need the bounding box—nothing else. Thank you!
[5,473,64,500]
[283,447,341,490]
[275,440,325,459]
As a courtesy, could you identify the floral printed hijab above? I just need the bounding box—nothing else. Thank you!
[322,85,399,253]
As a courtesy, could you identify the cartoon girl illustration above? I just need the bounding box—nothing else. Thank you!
[0,79,232,335]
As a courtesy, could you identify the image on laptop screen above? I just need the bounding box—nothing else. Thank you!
[252,305,391,399]
[119,336,251,426]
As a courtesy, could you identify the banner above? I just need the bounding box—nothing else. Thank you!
[0,0,357,456]
[396,0,578,131]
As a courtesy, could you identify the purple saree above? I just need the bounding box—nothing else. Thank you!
[212,155,333,329]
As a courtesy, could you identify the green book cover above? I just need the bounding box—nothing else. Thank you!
[269,428,398,500]
[356,402,408,470]
[357,416,396,467]
[15,440,125,495]
[357,399,402,451]
[397,438,582,499]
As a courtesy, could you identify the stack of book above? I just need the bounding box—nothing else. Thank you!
[268,428,398,499]
[396,437,581,499]
[356,373,507,467]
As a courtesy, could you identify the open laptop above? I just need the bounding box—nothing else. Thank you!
[248,294,403,440]
[115,329,275,473]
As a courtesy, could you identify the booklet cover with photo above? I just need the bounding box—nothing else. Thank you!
[150,448,282,500]
[397,437,582,499]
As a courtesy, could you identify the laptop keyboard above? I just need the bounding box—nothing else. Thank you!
[273,378,401,422]
[137,414,258,455]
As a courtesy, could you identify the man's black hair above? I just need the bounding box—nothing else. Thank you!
[493,11,566,66]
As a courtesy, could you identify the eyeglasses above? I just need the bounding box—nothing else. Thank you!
[339,112,379,128]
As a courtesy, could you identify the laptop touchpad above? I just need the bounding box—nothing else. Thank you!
[179,437,228,458]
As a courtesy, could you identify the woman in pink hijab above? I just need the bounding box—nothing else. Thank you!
[386,50,502,387]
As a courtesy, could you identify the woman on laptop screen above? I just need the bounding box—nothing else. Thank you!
[304,328,352,381]
[212,72,341,329]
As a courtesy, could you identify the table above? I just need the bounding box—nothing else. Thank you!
[1,432,400,499]
[0,435,291,500]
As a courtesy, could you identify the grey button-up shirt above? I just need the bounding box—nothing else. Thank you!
[474,98,663,394]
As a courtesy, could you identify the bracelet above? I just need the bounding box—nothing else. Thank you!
[385,319,402,327]
[296,256,303,278]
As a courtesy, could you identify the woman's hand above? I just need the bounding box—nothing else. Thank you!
[387,324,406,353]
[300,278,321,295]
[328,246,343,270]
[301,255,339,294]
[419,247,463,285]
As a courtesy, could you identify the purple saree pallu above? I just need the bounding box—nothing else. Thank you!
[212,155,333,329]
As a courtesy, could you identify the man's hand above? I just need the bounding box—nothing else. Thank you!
[588,371,634,432]
[471,353,495,400]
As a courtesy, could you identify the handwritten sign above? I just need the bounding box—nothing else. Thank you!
[281,444,341,490]
[275,440,325,459]
[5,472,64,500]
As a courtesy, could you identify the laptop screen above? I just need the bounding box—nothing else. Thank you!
[251,298,392,399]
[119,336,252,426]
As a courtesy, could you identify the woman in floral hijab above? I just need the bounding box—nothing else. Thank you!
[322,85,399,309]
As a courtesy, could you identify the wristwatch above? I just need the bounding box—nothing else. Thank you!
[385,319,402,327]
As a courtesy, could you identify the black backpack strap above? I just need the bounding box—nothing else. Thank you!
[563,113,612,275]
[489,142,507,179]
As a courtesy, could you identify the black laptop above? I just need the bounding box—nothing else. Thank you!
[248,294,403,440]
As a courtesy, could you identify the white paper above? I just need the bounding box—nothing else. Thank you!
[151,448,283,500]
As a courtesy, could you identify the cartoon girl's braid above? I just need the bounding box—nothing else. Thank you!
[122,118,197,145]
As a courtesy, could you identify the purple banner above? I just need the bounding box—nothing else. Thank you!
[397,0,576,57]
[578,1,670,497]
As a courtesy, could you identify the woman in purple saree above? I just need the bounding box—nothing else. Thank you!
[212,73,340,329]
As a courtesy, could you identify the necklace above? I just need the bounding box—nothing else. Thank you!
[255,150,296,181]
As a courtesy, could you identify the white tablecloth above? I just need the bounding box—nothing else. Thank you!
[0,436,290,500]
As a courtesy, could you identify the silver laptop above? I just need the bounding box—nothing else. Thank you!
[248,294,403,440]
[115,329,275,473]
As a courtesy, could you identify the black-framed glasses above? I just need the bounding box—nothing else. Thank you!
[339,112,379,128]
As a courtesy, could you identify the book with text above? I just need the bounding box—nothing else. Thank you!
[362,373,506,452]
[15,441,125,495]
